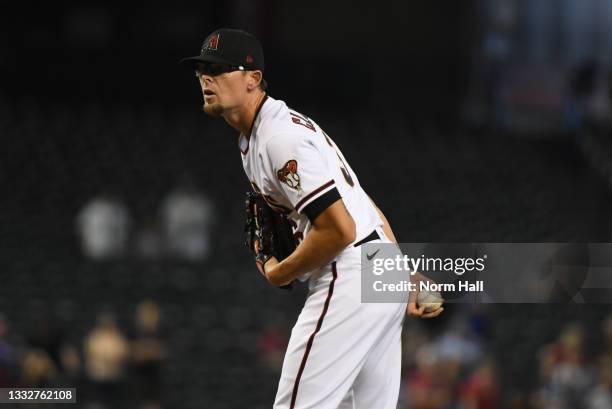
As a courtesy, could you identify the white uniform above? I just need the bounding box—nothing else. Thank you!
[239,95,407,409]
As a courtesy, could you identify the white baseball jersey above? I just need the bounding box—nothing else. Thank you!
[239,95,383,279]
[239,95,406,409]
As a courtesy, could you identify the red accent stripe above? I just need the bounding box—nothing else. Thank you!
[289,262,338,409]
[295,180,335,212]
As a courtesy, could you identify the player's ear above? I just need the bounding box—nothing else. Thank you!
[247,70,263,91]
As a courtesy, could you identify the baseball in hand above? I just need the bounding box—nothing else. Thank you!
[417,289,444,313]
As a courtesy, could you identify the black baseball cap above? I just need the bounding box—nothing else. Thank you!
[180,28,264,71]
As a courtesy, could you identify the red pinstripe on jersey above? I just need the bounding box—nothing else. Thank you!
[290,262,338,409]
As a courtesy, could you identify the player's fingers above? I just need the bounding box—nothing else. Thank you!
[421,307,444,319]
[407,302,425,317]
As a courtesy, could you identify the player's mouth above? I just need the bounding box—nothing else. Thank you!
[204,89,216,97]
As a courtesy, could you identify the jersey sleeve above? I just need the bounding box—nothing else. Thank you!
[266,134,341,222]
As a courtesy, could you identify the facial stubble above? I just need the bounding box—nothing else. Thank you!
[203,101,224,117]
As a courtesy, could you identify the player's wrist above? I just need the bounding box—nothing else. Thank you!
[263,256,284,285]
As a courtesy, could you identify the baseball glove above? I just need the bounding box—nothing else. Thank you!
[244,192,297,288]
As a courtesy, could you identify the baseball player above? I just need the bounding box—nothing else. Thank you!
[181,28,443,409]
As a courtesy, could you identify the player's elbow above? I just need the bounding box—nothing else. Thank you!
[267,272,288,287]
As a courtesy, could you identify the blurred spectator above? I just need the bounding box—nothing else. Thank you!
[20,349,57,387]
[84,312,129,405]
[584,355,612,409]
[540,323,585,374]
[404,345,460,409]
[400,312,489,409]
[533,323,594,409]
[434,318,483,369]
[130,300,166,406]
[161,177,214,261]
[402,322,431,371]
[583,314,612,409]
[76,194,131,260]
[459,358,500,409]
[22,310,78,388]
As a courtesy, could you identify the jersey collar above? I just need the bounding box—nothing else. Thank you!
[239,94,269,155]
[248,93,269,139]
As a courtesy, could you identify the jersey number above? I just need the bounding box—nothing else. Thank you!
[324,133,355,187]
[288,113,354,187]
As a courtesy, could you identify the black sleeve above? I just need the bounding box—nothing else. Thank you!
[302,187,342,223]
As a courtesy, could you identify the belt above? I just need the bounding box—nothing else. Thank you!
[353,230,380,247]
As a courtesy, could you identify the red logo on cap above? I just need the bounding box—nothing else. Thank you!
[204,33,219,51]
[246,55,254,64]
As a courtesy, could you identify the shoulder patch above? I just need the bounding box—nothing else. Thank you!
[277,160,301,191]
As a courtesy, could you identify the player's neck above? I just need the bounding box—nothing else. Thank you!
[223,92,267,138]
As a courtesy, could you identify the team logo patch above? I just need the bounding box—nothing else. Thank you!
[202,33,220,51]
[277,160,301,190]
[246,55,254,64]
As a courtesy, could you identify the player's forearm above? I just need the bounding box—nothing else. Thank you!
[266,222,355,286]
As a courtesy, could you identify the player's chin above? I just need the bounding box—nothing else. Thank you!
[203,102,224,117]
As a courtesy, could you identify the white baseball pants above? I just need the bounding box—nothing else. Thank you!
[273,228,407,409]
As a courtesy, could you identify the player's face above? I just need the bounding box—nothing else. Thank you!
[196,64,251,117]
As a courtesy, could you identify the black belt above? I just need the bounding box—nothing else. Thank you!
[353,230,380,247]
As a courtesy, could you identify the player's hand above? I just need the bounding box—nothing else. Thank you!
[407,273,444,318]
[407,301,444,319]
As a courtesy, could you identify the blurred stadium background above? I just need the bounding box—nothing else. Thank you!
[2,1,612,408]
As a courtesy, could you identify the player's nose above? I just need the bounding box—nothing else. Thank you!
[197,74,213,86]
[201,74,214,83]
